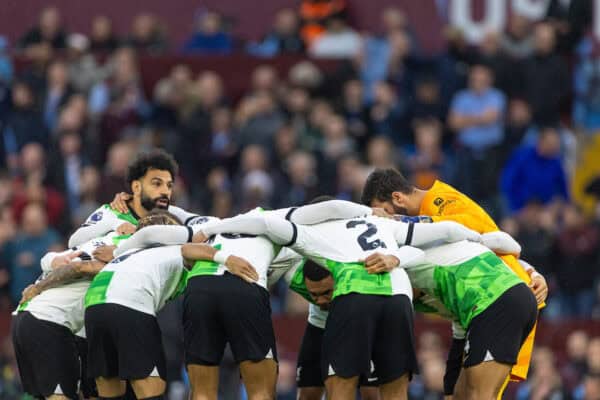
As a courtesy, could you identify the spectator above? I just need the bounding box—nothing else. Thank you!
[516,347,570,400]
[72,165,101,227]
[572,34,600,133]
[335,154,365,201]
[301,99,333,151]
[370,81,407,145]
[366,135,396,170]
[18,6,67,50]
[475,31,518,97]
[11,143,66,229]
[317,114,355,189]
[549,205,600,318]
[42,59,73,132]
[409,77,446,124]
[247,8,304,56]
[3,202,61,305]
[502,98,533,155]
[126,13,167,54]
[562,331,590,390]
[89,48,148,156]
[310,16,361,59]
[520,22,569,126]
[501,126,569,213]
[232,145,276,211]
[89,15,120,52]
[574,373,600,400]
[500,13,534,59]
[404,118,455,188]
[449,64,506,153]
[182,11,232,54]
[299,0,347,46]
[339,79,370,147]
[47,131,90,212]
[66,33,106,93]
[1,80,49,169]
[97,141,134,204]
[410,357,445,400]
[235,91,285,150]
[279,151,319,206]
[250,65,280,95]
[209,106,237,169]
[283,87,311,135]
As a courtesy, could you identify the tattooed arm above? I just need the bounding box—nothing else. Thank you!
[19,260,105,304]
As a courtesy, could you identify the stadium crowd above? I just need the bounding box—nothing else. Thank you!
[0,1,599,399]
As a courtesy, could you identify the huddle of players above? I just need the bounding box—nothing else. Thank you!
[11,149,547,400]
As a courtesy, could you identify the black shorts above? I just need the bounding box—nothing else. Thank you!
[297,321,379,388]
[12,312,80,399]
[322,293,417,385]
[184,273,277,366]
[463,283,538,368]
[75,336,98,398]
[85,303,166,380]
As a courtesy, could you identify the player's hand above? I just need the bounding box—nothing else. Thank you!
[50,251,83,269]
[20,284,41,304]
[92,245,116,263]
[116,222,136,235]
[362,253,400,274]
[110,192,132,214]
[528,269,548,305]
[192,231,208,243]
[371,208,392,219]
[225,255,259,283]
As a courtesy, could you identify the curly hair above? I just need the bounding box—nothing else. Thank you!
[126,149,179,186]
[137,209,182,230]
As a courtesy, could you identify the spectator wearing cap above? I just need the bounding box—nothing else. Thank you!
[247,8,304,57]
[182,11,233,54]
[18,6,67,50]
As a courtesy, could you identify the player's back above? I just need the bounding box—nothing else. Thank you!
[86,245,184,316]
[294,215,412,299]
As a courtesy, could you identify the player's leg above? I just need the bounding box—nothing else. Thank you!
[220,273,278,400]
[372,294,418,400]
[183,276,227,400]
[325,376,360,399]
[297,322,327,400]
[457,283,538,399]
[95,377,126,398]
[298,387,325,400]
[130,376,167,398]
[239,359,278,400]
[12,311,82,399]
[379,374,409,400]
[322,294,379,399]
[359,385,381,400]
[187,365,219,400]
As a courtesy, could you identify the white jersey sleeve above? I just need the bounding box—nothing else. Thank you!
[68,205,122,247]
[168,206,214,227]
[267,248,304,288]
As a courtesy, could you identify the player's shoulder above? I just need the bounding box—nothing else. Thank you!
[82,204,119,226]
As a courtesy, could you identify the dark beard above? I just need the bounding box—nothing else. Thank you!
[141,193,169,211]
[393,204,408,215]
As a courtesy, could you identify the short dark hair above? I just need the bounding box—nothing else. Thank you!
[126,149,179,186]
[137,209,182,229]
[303,260,331,281]
[361,168,414,205]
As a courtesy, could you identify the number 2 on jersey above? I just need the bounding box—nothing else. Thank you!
[346,220,387,251]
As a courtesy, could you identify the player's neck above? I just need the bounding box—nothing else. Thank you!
[410,189,428,215]
[129,199,148,219]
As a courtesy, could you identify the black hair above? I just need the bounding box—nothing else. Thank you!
[308,195,336,205]
[137,209,182,229]
[126,149,179,186]
[361,168,414,205]
[303,260,331,281]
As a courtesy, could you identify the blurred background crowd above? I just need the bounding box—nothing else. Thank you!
[0,0,599,398]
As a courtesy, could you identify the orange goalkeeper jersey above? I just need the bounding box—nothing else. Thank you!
[418,180,542,381]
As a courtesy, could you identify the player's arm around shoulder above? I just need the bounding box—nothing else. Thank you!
[181,243,259,283]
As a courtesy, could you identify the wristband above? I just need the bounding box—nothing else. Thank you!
[213,250,233,265]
